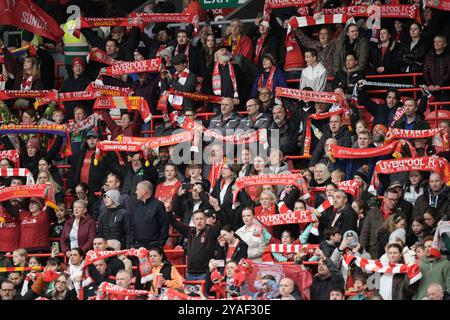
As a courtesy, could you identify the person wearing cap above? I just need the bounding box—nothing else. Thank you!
[160,53,197,111]
[360,187,404,259]
[67,127,122,195]
[97,189,130,247]
[60,199,96,258]
[96,173,131,220]
[252,17,279,71]
[251,53,287,98]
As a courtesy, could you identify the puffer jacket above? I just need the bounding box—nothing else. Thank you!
[333,34,370,73]
[97,206,130,246]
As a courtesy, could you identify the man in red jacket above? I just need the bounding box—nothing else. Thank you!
[223,19,253,61]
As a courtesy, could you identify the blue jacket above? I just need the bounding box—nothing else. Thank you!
[251,67,287,98]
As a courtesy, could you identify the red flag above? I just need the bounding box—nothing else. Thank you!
[0,0,64,42]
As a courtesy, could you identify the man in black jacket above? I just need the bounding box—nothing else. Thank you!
[413,172,450,219]
[310,250,345,300]
[327,190,358,235]
[59,57,92,120]
[127,180,169,249]
[121,152,159,195]
[164,195,225,281]
[268,104,299,156]
[309,114,352,170]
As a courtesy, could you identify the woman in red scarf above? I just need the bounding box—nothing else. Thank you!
[154,163,182,205]
[251,54,287,98]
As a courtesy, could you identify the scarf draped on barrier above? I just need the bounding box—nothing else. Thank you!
[0,0,64,42]
[0,150,20,168]
[99,58,162,77]
[232,174,308,203]
[87,48,120,66]
[343,254,422,283]
[0,184,56,209]
[369,156,450,194]
[0,124,72,156]
[297,5,421,21]
[93,97,152,123]
[171,112,268,147]
[0,168,35,185]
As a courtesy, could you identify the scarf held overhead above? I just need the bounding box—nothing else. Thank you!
[0,168,35,185]
[99,58,162,76]
[0,184,56,209]
[93,96,152,123]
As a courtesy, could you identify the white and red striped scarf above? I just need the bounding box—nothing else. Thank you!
[343,254,422,284]
[311,181,360,199]
[0,74,6,90]
[20,76,33,91]
[212,61,238,98]
[389,107,404,129]
[258,66,276,92]
[269,244,319,253]
[168,68,190,110]
[174,44,190,66]
[288,14,351,31]
[0,168,35,185]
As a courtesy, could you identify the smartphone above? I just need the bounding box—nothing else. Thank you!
[182,183,192,191]
[52,241,60,254]
[199,191,209,203]
[215,259,225,267]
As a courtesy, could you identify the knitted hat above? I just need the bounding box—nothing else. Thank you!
[72,57,86,68]
[27,137,41,150]
[105,190,121,207]
[353,166,368,184]
[159,46,174,60]
[389,228,406,245]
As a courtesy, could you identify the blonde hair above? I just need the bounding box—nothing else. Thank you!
[23,56,40,81]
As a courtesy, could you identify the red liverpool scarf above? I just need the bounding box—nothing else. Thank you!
[385,128,449,144]
[369,156,450,194]
[257,209,317,226]
[330,140,402,159]
[99,58,162,76]
[93,96,152,123]
[87,82,134,96]
[425,0,450,11]
[257,66,276,92]
[0,0,64,42]
[212,62,238,98]
[254,35,266,65]
[232,174,308,203]
[122,132,193,149]
[310,180,361,199]
[87,48,120,66]
[0,184,56,209]
[0,90,58,101]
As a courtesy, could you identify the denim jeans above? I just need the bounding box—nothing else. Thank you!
[185,272,207,281]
